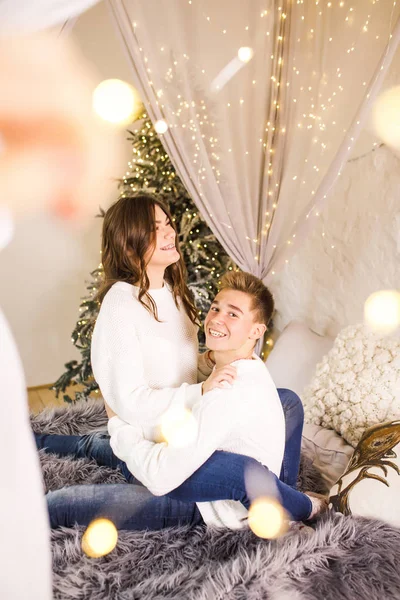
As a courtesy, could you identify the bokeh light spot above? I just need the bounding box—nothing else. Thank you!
[161,407,198,448]
[248,497,288,539]
[154,119,169,134]
[372,86,400,151]
[238,47,254,63]
[93,79,142,125]
[364,290,400,335]
[81,518,118,558]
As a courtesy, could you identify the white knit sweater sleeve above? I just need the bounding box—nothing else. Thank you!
[91,294,202,428]
[108,387,241,495]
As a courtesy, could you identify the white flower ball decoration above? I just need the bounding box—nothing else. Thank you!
[302,324,400,447]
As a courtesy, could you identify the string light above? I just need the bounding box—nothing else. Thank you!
[117,0,399,285]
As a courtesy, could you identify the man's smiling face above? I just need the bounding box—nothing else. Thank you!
[204,288,263,352]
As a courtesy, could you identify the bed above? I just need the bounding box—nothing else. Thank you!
[31,321,400,599]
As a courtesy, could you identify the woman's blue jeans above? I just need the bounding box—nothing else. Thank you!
[36,388,313,529]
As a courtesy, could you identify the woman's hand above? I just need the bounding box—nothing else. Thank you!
[104,400,117,420]
[202,365,237,394]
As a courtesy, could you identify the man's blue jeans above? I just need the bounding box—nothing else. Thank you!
[36,389,312,528]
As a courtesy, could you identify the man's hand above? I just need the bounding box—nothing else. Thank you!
[202,365,237,394]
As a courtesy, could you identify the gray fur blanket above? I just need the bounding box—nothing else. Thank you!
[32,400,400,600]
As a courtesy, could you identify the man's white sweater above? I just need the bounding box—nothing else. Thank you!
[91,281,285,529]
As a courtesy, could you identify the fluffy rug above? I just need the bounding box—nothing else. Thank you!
[32,400,400,600]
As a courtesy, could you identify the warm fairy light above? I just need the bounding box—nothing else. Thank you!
[248,497,288,539]
[154,119,169,134]
[81,519,118,558]
[238,47,254,63]
[372,86,400,151]
[92,79,141,125]
[364,290,400,335]
[161,407,198,448]
[94,0,396,300]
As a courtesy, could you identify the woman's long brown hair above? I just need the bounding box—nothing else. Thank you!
[97,193,199,325]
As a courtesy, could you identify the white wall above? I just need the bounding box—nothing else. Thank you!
[0,214,103,385]
[270,144,400,338]
[0,1,133,386]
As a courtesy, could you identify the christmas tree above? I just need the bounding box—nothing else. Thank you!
[52,111,236,403]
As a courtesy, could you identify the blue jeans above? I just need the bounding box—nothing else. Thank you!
[278,388,304,488]
[37,389,312,528]
[47,484,204,530]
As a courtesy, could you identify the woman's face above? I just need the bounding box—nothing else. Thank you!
[145,204,180,269]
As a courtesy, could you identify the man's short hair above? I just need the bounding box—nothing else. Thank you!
[219,271,274,326]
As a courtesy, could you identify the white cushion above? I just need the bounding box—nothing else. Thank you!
[302,324,400,447]
[329,420,400,527]
[302,423,353,489]
[265,321,334,398]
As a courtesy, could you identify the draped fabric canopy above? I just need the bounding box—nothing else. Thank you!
[0,0,100,33]
[109,0,400,282]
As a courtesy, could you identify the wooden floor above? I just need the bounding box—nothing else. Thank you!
[27,384,94,414]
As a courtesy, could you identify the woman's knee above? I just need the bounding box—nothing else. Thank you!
[278,388,304,418]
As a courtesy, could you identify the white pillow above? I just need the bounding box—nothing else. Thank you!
[265,321,334,397]
[303,324,400,447]
[329,420,400,527]
[302,424,353,489]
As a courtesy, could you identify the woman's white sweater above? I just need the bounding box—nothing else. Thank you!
[91,282,202,436]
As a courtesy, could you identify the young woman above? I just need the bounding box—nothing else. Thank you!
[37,194,324,530]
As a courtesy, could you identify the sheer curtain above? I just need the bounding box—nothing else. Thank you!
[109,0,400,281]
